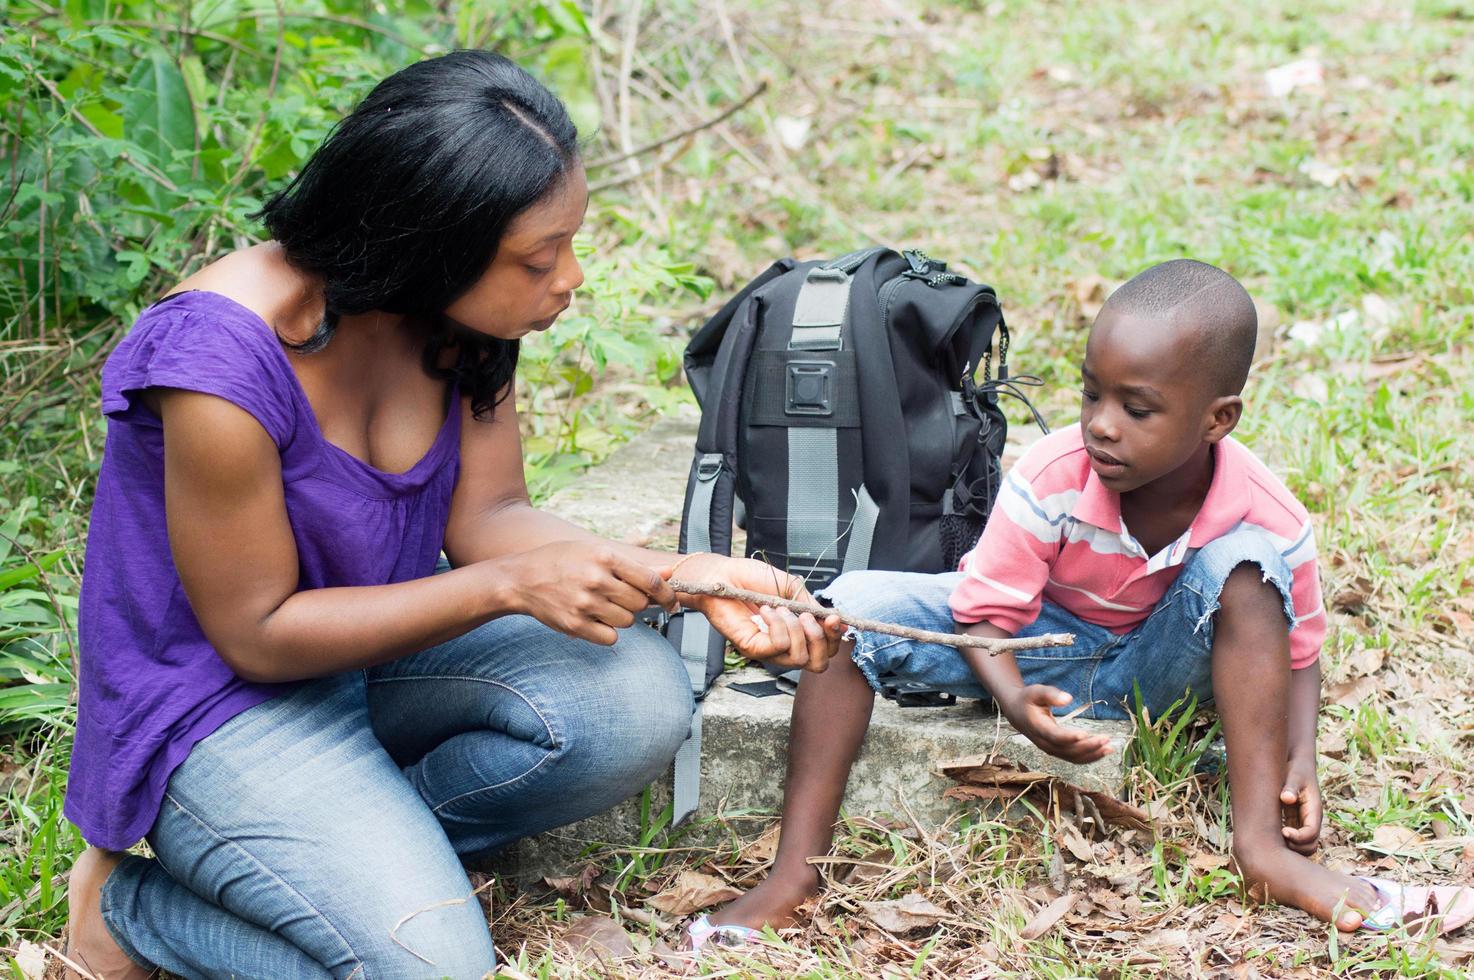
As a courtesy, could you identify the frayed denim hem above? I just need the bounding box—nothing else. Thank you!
[847,634,899,696]
[817,583,919,697]
[1189,557,1297,640]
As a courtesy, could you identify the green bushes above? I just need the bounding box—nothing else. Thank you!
[0,4,711,940]
[2,3,704,475]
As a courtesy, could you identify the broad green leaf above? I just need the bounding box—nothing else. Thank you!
[63,0,110,25]
[539,1,591,39]
[190,0,249,31]
[121,48,195,170]
[0,550,65,592]
[79,103,124,139]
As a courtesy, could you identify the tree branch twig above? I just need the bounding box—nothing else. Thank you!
[586,79,769,171]
[31,73,179,192]
[668,579,1073,654]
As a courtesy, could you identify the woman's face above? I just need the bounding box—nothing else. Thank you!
[444,163,589,340]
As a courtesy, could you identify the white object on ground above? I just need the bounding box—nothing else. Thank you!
[1265,58,1324,97]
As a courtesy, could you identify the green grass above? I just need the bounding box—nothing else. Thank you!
[1125,685,1223,793]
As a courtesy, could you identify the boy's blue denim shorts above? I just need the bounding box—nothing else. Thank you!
[816,527,1298,720]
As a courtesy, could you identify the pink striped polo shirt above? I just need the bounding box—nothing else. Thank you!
[950,425,1326,668]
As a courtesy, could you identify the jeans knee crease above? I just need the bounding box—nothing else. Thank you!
[429,748,557,815]
[369,674,562,750]
[157,792,363,971]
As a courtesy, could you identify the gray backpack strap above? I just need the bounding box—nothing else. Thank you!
[789,267,851,350]
[785,268,853,570]
[841,484,880,573]
[678,453,723,690]
[671,706,703,827]
[671,452,723,825]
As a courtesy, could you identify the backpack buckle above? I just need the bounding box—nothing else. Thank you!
[804,267,850,284]
[878,678,959,707]
[695,454,723,481]
[785,361,835,416]
[902,249,932,275]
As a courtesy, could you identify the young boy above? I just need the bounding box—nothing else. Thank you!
[699,259,1411,943]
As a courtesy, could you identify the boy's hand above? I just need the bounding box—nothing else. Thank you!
[1279,757,1323,855]
[997,685,1113,764]
[663,554,844,673]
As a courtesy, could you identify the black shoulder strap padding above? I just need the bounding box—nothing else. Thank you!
[679,259,796,559]
[846,253,912,570]
[683,258,795,409]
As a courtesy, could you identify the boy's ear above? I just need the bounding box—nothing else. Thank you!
[1203,395,1242,443]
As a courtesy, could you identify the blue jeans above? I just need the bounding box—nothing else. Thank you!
[98,615,694,979]
[818,528,1297,719]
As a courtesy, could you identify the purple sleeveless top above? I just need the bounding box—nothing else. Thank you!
[65,290,461,849]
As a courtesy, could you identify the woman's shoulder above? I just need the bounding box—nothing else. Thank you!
[102,247,313,446]
[117,244,317,354]
[162,244,323,340]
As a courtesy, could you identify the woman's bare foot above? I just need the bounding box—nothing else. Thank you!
[707,866,821,931]
[1234,838,1380,931]
[64,847,155,979]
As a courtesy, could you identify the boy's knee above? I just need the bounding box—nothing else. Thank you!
[818,569,943,625]
[1211,564,1294,661]
[1219,563,1288,614]
[818,569,888,614]
[1188,529,1295,631]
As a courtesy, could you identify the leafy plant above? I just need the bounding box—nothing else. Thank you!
[0,499,76,735]
[1124,684,1222,794]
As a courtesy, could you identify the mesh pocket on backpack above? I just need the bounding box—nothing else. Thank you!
[939,511,985,571]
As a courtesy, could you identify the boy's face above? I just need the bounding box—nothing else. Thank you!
[1079,310,1238,494]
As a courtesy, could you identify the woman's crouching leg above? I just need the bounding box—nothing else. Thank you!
[128,673,498,979]
[368,616,694,858]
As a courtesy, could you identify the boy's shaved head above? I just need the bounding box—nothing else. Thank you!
[1099,259,1257,395]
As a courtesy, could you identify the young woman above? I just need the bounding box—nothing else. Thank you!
[62,51,841,979]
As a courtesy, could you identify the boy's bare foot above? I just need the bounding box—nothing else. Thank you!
[1234,838,1380,931]
[708,866,821,931]
[64,847,155,979]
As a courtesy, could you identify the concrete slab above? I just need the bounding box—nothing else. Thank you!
[537,402,700,551]
[491,410,1133,881]
[489,668,1131,881]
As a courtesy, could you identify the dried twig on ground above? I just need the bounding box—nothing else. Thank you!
[668,578,1074,653]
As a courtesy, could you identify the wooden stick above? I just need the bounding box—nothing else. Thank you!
[668,579,1074,654]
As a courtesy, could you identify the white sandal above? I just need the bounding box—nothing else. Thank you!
[684,913,760,953]
[1357,877,1474,934]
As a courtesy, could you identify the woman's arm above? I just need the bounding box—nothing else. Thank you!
[161,389,672,683]
[441,384,670,567]
[443,389,843,670]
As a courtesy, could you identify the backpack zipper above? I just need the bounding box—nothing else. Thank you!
[901,249,967,288]
[879,273,997,345]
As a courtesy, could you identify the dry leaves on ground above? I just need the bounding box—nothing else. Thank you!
[559,914,636,961]
[860,891,950,934]
[645,870,742,916]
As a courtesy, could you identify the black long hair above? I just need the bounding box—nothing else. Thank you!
[254,51,579,419]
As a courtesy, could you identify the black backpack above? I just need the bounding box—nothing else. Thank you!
[662,246,1044,823]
